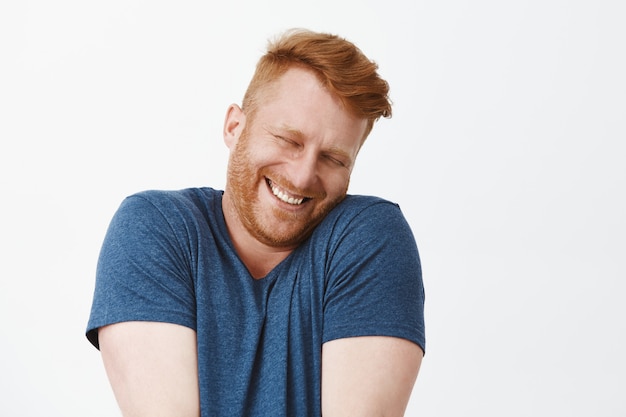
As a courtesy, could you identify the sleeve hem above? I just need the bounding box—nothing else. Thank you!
[322,323,426,355]
[85,314,196,350]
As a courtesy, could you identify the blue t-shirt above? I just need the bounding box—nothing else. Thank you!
[86,187,425,416]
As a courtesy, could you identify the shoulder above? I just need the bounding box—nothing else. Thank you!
[307,193,419,265]
[336,194,399,212]
[116,187,221,221]
[126,187,221,210]
[317,194,409,237]
[104,187,224,249]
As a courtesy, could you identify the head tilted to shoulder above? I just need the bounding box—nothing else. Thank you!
[242,28,393,141]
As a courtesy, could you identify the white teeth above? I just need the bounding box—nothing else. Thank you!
[270,182,304,205]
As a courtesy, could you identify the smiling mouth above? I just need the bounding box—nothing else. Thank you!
[266,178,309,206]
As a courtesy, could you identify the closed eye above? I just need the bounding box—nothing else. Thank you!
[275,135,300,148]
[324,154,347,168]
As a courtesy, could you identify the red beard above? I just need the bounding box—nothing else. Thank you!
[226,133,347,248]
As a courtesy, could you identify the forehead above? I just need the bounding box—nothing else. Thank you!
[252,67,368,150]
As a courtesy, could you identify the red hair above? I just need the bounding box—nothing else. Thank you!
[242,29,392,140]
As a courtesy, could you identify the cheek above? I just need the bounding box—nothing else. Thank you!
[243,141,284,168]
[324,171,351,198]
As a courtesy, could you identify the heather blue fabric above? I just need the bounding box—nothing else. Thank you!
[86,187,425,417]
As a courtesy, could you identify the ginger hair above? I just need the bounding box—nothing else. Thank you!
[242,28,392,140]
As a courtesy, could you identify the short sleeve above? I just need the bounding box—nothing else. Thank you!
[86,193,197,349]
[322,200,425,353]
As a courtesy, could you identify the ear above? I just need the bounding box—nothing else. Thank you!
[223,104,246,150]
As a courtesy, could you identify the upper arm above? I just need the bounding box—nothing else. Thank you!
[321,336,423,417]
[99,321,200,417]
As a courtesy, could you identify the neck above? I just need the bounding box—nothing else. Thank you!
[222,191,295,279]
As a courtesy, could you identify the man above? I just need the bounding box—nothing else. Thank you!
[86,28,425,416]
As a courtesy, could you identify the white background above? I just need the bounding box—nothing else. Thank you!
[1,1,624,416]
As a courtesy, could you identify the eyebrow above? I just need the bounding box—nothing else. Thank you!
[273,125,305,140]
[325,146,352,162]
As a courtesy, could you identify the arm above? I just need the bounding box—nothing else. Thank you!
[99,321,200,417]
[321,336,423,417]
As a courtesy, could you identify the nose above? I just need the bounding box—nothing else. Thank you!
[286,150,319,192]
